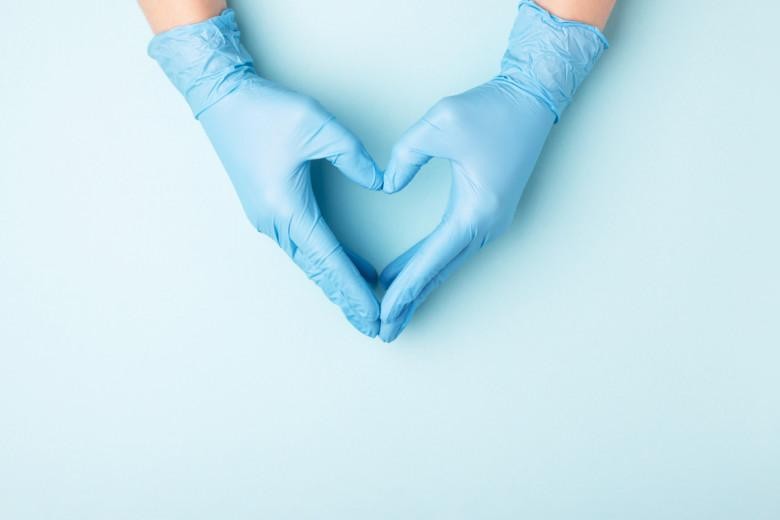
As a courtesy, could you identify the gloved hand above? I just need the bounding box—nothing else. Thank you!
[379,0,608,342]
[149,10,384,337]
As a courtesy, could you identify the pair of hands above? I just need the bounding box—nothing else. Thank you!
[200,74,554,342]
[149,4,607,342]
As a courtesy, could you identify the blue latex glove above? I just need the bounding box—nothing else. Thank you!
[379,0,608,342]
[148,10,384,337]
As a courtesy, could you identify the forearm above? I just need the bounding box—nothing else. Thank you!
[138,0,226,33]
[535,0,615,30]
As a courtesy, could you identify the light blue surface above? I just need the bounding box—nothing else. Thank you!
[1,0,779,518]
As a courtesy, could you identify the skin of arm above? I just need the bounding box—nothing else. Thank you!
[138,0,226,34]
[535,0,616,30]
[139,0,615,34]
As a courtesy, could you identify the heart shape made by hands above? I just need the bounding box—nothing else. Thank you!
[148,3,608,342]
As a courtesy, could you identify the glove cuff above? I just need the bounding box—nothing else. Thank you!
[147,9,256,118]
[500,0,608,122]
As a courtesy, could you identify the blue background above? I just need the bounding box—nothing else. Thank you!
[1,0,778,518]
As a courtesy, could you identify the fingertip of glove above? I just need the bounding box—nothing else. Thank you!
[352,151,382,190]
[349,315,380,338]
[361,162,384,192]
[355,296,381,323]
[381,299,408,324]
[364,322,380,338]
[381,160,397,193]
[382,171,397,194]
[357,147,384,190]
[379,320,404,343]
[371,166,385,192]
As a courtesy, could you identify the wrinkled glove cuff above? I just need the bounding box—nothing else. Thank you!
[500,0,608,122]
[148,9,256,118]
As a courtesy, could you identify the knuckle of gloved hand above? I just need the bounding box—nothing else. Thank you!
[250,196,295,234]
[482,216,512,249]
[430,96,464,126]
[288,95,326,124]
[460,192,503,229]
[289,91,318,111]
[246,208,274,235]
[240,199,269,233]
[390,142,415,164]
[342,136,365,159]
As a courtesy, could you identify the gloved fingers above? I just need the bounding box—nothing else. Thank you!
[380,157,474,290]
[379,238,426,290]
[380,219,472,326]
[384,117,448,194]
[344,246,379,286]
[379,245,474,343]
[305,117,383,191]
[291,213,380,338]
[378,305,414,344]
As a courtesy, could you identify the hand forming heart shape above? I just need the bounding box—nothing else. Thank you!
[148,3,608,342]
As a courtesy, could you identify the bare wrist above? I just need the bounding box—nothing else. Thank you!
[139,0,228,34]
